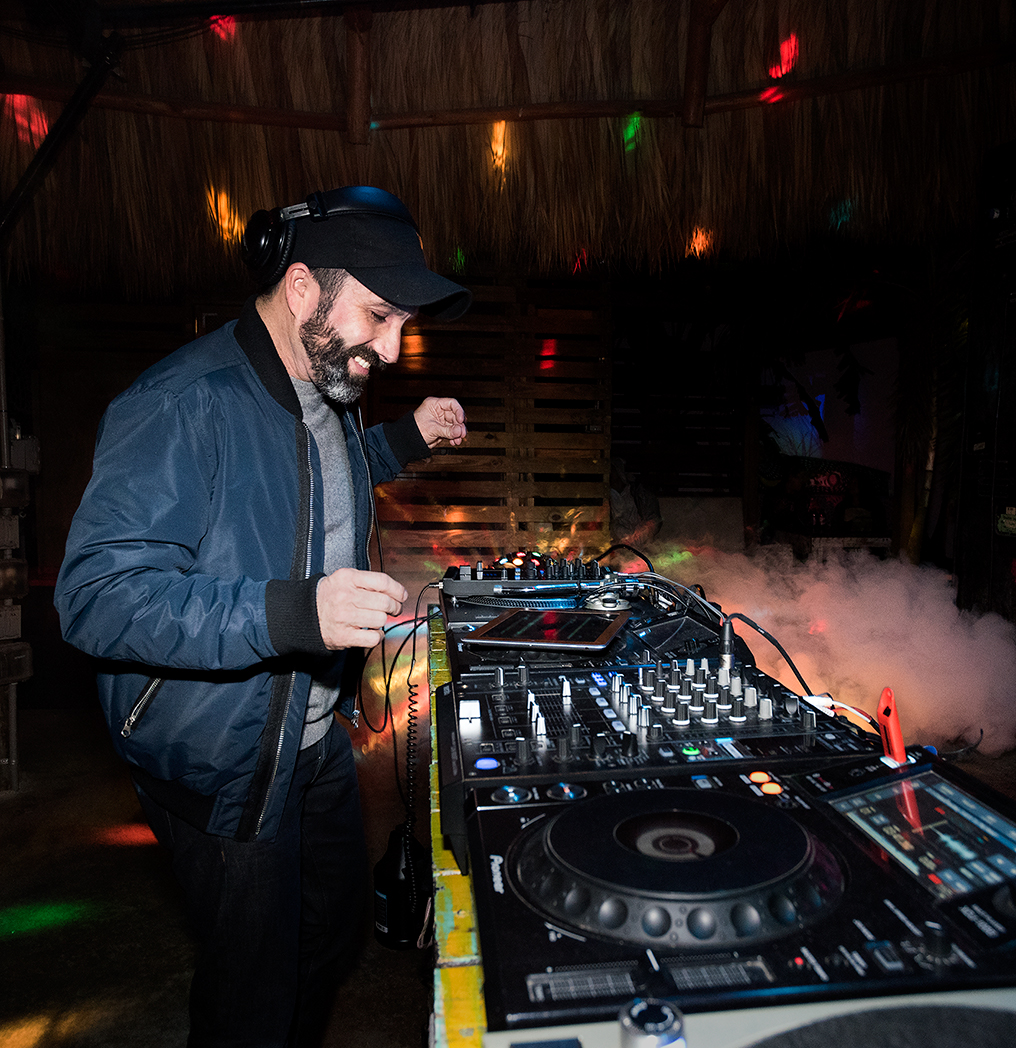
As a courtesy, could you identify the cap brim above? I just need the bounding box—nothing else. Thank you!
[346,263,472,321]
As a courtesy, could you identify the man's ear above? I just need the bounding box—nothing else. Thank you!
[284,263,318,322]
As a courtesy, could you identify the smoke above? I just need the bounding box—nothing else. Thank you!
[655,544,1016,757]
[381,531,1016,757]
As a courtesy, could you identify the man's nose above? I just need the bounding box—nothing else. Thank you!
[375,326,402,364]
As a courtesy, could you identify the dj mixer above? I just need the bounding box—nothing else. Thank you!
[430,550,1016,1047]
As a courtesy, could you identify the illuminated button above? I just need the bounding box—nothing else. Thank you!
[760,782,783,795]
[546,782,587,802]
[491,785,532,804]
[749,771,771,784]
[475,757,500,771]
[682,745,701,756]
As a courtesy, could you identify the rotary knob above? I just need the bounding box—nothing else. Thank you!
[619,998,685,1048]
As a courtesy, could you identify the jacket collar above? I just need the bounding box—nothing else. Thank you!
[233,296,302,419]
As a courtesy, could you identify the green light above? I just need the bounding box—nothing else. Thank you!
[655,548,696,571]
[623,112,641,153]
[450,246,466,274]
[682,745,701,756]
[0,900,98,937]
[829,199,853,230]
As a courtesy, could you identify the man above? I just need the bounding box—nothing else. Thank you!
[54,186,471,1047]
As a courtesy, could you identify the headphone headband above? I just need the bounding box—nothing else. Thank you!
[241,186,418,288]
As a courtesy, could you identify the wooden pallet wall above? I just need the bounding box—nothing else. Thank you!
[368,281,612,567]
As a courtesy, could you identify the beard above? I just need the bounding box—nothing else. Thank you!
[299,306,386,405]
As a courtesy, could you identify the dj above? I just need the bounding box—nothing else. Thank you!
[54,186,471,1047]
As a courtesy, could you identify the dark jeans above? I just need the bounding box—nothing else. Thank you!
[138,718,367,1048]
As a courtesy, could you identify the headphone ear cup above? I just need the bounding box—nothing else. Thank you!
[241,208,294,287]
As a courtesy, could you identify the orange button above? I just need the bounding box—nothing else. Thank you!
[761,781,783,795]
[749,771,771,784]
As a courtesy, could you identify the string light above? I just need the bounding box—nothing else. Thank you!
[209,15,236,41]
[685,227,714,258]
[769,33,799,78]
[4,95,49,146]
[205,186,245,242]
[623,112,641,153]
[490,120,507,171]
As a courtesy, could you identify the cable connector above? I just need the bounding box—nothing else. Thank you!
[719,616,734,673]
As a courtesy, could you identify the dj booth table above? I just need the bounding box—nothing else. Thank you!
[429,616,486,1048]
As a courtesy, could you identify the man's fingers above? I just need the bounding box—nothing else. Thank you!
[316,569,408,650]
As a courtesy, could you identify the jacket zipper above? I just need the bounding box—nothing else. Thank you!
[353,407,375,570]
[349,409,374,731]
[121,677,163,737]
[254,422,315,838]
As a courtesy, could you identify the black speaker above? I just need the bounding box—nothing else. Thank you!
[240,186,419,287]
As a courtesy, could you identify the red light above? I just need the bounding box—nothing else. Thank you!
[572,248,588,275]
[768,34,799,79]
[5,94,49,145]
[928,873,942,884]
[93,824,158,846]
[209,15,236,40]
[760,87,783,104]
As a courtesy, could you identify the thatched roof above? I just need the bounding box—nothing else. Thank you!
[1,0,1014,296]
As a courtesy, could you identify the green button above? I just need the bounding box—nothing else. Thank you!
[682,745,700,755]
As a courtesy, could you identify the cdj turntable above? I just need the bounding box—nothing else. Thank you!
[467,752,1016,1045]
[431,551,1016,1046]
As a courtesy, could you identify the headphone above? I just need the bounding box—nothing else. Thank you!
[240,186,419,288]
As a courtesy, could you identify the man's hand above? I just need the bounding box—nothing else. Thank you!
[316,568,408,649]
[414,396,467,448]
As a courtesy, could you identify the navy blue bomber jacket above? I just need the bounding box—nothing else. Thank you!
[55,297,430,841]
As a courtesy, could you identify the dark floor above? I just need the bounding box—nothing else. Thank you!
[0,699,434,1048]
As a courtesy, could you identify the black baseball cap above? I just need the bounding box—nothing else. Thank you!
[288,187,472,321]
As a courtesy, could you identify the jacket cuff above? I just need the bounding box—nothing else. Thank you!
[382,409,431,467]
[265,575,329,656]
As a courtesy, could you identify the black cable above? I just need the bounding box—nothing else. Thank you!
[724,611,814,696]
[594,543,655,573]
[397,587,442,831]
[937,729,984,762]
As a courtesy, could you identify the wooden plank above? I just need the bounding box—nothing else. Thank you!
[512,407,607,424]
[414,432,609,451]
[388,536,609,555]
[377,504,517,524]
[381,504,608,525]
[512,361,606,380]
[381,480,608,499]
[383,521,609,546]
[432,965,485,1048]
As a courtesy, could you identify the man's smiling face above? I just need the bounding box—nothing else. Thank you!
[298,270,413,404]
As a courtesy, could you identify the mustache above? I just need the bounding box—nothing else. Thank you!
[341,343,387,373]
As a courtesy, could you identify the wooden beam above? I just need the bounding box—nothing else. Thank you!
[1,46,1010,134]
[0,73,348,132]
[683,0,729,129]
[344,4,372,145]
